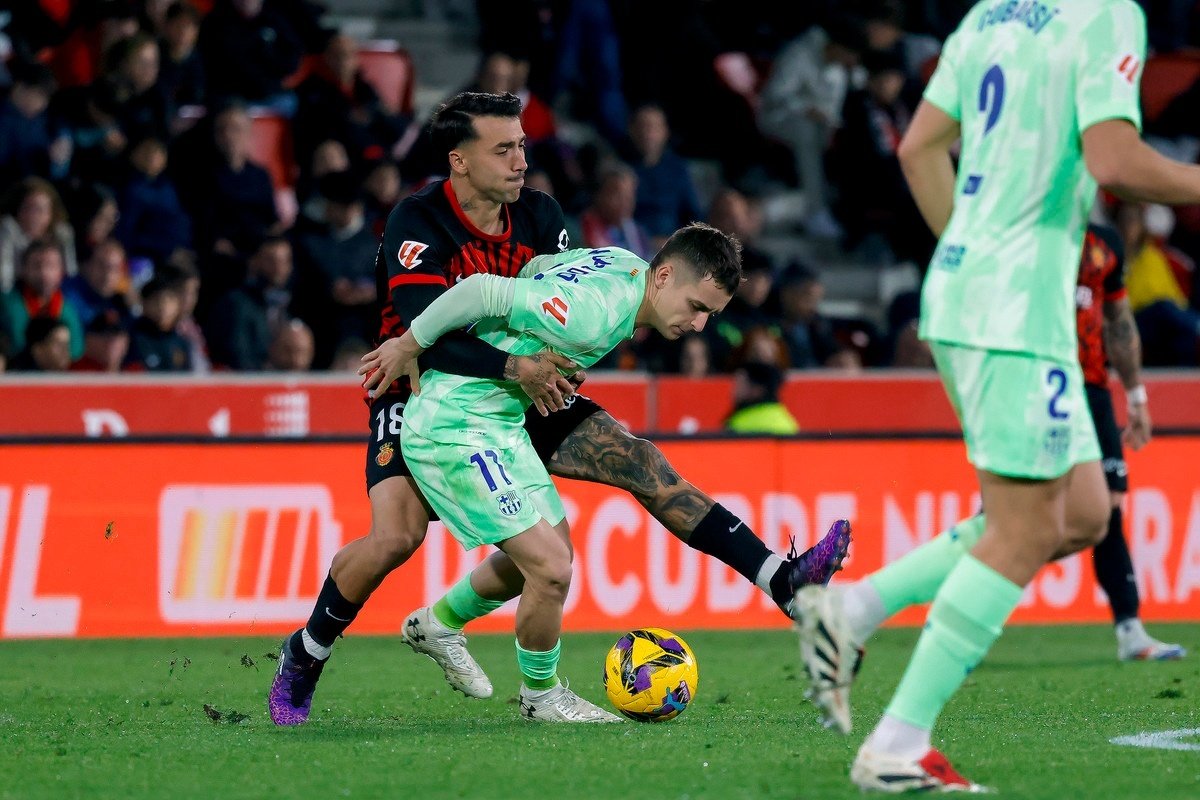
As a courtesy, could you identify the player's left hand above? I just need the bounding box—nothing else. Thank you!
[1123,402,1152,451]
[359,333,425,398]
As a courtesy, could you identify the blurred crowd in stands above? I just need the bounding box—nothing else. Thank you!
[0,0,1198,380]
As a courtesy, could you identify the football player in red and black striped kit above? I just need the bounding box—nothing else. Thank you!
[268,92,851,724]
[1076,221,1184,662]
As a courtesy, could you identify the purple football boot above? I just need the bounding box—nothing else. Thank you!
[775,519,852,617]
[268,635,327,726]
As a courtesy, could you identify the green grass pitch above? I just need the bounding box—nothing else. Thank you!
[2,624,1197,799]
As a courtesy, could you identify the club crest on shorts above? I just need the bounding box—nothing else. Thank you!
[497,490,522,517]
[376,442,395,467]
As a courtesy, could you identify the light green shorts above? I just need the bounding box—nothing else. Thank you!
[401,427,566,549]
[930,342,1101,480]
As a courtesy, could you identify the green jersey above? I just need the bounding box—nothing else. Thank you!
[918,0,1146,362]
[403,247,647,446]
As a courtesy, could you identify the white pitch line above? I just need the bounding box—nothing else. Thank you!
[1110,729,1200,752]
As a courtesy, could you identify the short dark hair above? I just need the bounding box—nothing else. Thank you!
[25,316,68,347]
[165,1,201,24]
[429,91,523,155]
[10,59,56,94]
[21,237,64,268]
[141,274,181,302]
[652,223,743,294]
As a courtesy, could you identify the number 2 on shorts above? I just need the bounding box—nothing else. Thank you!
[1046,367,1069,420]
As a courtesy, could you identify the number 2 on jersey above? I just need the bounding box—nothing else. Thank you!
[979,65,1005,136]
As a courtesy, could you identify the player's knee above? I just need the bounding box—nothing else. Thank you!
[367,522,425,568]
[528,560,572,601]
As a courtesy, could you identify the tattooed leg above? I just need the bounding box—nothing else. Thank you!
[548,411,712,538]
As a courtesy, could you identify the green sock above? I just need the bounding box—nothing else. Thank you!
[870,514,986,616]
[885,554,1023,730]
[516,640,561,690]
[431,574,508,631]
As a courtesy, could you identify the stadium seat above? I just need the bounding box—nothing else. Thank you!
[358,42,415,115]
[1141,52,1200,126]
[246,110,296,190]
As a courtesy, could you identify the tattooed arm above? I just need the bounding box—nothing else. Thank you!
[1103,295,1152,450]
[548,411,714,537]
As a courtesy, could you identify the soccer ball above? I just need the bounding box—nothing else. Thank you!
[602,628,698,722]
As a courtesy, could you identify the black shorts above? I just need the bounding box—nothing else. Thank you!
[1085,383,1127,493]
[365,391,604,490]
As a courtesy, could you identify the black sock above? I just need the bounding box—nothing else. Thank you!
[1093,506,1139,623]
[686,504,772,583]
[303,573,364,649]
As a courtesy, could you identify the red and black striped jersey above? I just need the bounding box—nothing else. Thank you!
[372,179,569,398]
[1075,223,1126,387]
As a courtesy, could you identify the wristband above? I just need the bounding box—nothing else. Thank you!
[1126,385,1148,408]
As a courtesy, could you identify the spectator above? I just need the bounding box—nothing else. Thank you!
[707,186,775,275]
[886,289,933,368]
[0,238,84,359]
[159,256,211,373]
[711,258,779,370]
[157,1,206,111]
[0,60,72,186]
[725,361,800,435]
[296,139,352,227]
[9,316,73,372]
[0,177,78,293]
[757,16,867,239]
[329,335,370,372]
[621,103,703,249]
[101,31,171,143]
[71,308,130,372]
[829,48,933,264]
[125,273,192,371]
[175,100,280,280]
[45,0,141,91]
[198,0,303,115]
[63,238,133,327]
[292,170,378,367]
[114,136,192,263]
[862,1,942,102]
[776,262,857,369]
[362,158,403,235]
[671,333,712,379]
[579,163,653,259]
[55,79,129,186]
[1116,202,1200,366]
[293,32,410,172]
[267,318,315,371]
[204,235,295,370]
[65,182,121,266]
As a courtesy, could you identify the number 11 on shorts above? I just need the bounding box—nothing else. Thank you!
[469,450,513,492]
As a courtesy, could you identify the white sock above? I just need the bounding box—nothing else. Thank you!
[841,579,888,644]
[301,628,333,660]
[522,681,562,698]
[754,554,784,595]
[866,714,932,760]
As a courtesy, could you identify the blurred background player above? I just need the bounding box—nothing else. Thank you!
[1076,221,1186,661]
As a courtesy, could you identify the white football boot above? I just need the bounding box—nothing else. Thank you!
[794,584,863,734]
[518,682,622,723]
[401,607,493,698]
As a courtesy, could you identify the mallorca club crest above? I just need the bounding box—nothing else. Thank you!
[376,442,395,467]
[497,490,522,517]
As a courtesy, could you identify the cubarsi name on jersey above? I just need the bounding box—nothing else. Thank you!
[978,0,1060,35]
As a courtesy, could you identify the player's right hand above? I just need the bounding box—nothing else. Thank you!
[359,334,425,398]
[512,351,578,416]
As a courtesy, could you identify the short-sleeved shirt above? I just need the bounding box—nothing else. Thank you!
[1075,223,1126,387]
[918,0,1147,363]
[403,247,648,446]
